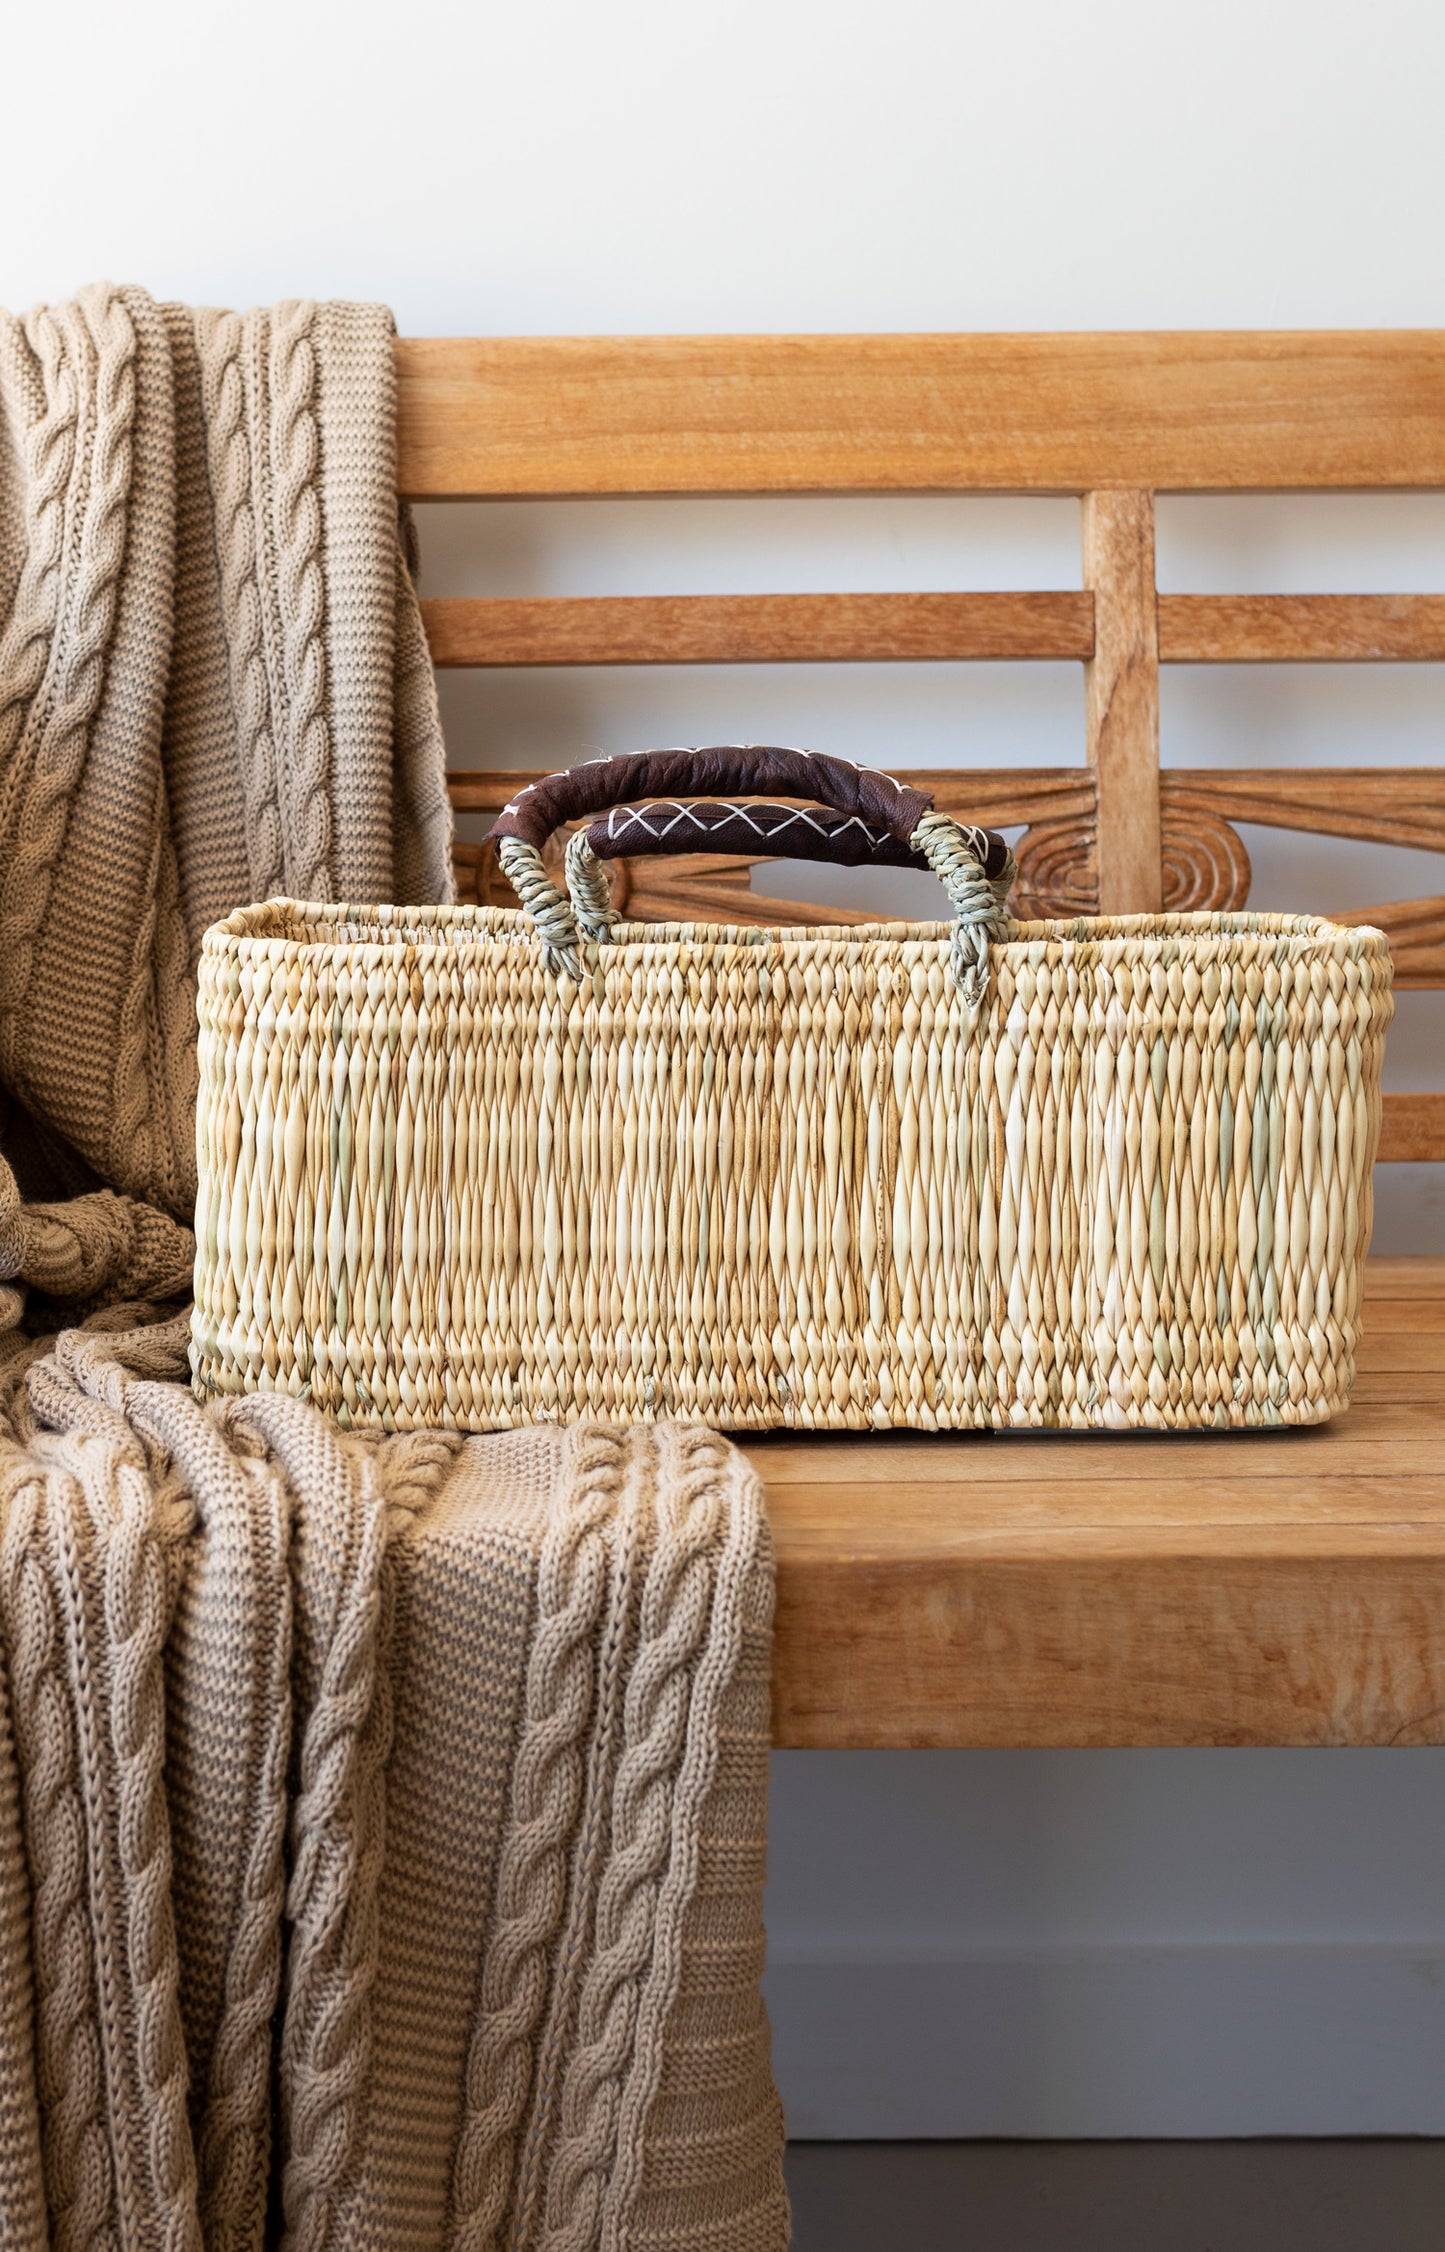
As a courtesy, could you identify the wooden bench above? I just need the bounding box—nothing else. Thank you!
[397,331,1445,1749]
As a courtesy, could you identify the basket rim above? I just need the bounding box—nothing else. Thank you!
[203,896,1391,969]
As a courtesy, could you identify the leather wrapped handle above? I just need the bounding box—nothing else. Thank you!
[490,746,933,851]
[586,799,1013,881]
[492,745,1016,1008]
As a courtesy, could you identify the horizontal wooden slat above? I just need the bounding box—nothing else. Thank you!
[421,591,1095,666]
[1379,1092,1445,1162]
[427,592,1445,670]
[1159,593,1445,662]
[1161,768,1445,855]
[757,1256,1445,1747]
[397,332,1445,497]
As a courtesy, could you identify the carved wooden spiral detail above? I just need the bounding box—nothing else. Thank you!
[1010,807,1250,918]
[1160,809,1252,913]
[1010,819,1098,920]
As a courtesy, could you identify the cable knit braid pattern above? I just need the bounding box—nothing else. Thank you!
[446,1428,637,2250]
[0,301,78,866]
[599,1431,786,2252]
[0,290,138,1089]
[265,302,334,900]
[133,1380,293,2252]
[0,282,455,1226]
[0,284,782,2252]
[192,305,287,903]
[0,1312,787,2251]
[0,1452,118,2248]
[503,1445,650,2252]
[0,1608,47,2251]
[257,1400,396,2252]
[543,1429,784,2252]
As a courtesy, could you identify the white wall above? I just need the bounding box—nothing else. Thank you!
[7,0,1445,2139]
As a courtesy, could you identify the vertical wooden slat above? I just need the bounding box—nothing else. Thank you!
[1083,491,1164,913]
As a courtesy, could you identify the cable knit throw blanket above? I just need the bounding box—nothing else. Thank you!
[0,287,788,2250]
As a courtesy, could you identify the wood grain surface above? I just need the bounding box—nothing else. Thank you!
[1379,1093,1445,1162]
[756,1257,1445,1748]
[1083,492,1164,914]
[422,591,1095,666]
[423,592,1445,669]
[1159,767,1445,858]
[397,331,1445,496]
[1159,592,1445,662]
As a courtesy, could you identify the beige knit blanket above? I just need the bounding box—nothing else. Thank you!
[0,1321,785,2251]
[0,288,787,2249]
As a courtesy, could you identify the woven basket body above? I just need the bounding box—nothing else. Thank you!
[191,900,1392,1433]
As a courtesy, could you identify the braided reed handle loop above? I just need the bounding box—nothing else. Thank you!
[492,748,1014,1000]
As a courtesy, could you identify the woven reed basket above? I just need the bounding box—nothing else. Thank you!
[190,747,1393,1433]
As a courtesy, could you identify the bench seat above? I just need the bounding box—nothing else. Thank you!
[755,1256,1445,1748]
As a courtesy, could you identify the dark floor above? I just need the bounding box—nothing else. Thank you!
[784,2140,1445,2251]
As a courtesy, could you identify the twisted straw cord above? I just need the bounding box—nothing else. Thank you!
[0,288,137,1055]
[909,810,1015,1005]
[447,1425,627,2249]
[540,1428,729,2252]
[268,302,334,900]
[0,1463,115,2247]
[562,832,621,942]
[497,837,585,982]
[193,309,285,900]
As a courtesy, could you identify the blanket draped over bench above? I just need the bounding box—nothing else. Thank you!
[0,285,788,2250]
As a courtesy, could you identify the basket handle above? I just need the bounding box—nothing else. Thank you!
[492,745,933,850]
[489,748,1015,1001]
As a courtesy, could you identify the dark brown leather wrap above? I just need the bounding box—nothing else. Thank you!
[490,747,934,849]
[586,800,1013,879]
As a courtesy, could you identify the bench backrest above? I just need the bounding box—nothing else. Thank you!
[397,332,1445,1166]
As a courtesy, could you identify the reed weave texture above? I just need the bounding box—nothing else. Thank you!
[192,901,1393,1433]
